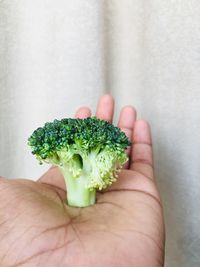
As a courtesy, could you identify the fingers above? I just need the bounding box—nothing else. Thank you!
[75,95,115,122]
[75,107,91,119]
[95,94,115,122]
[75,95,115,123]
[130,120,155,180]
[117,106,136,168]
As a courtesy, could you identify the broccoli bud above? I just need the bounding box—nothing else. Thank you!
[28,117,130,207]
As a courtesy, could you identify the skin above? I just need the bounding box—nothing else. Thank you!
[0,95,165,267]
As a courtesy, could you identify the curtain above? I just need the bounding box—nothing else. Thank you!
[0,1,200,266]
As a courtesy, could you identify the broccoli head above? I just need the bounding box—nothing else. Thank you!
[28,117,130,207]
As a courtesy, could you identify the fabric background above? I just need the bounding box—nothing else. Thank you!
[0,1,200,266]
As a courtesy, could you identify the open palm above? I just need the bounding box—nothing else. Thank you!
[0,95,165,267]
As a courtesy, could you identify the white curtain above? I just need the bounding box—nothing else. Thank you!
[0,1,200,266]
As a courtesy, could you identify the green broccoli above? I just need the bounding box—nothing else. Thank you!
[28,117,130,207]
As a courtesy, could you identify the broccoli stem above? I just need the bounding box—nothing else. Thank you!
[60,167,96,207]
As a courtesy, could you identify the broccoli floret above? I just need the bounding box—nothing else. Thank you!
[28,117,130,207]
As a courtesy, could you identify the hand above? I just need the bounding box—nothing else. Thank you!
[0,95,165,267]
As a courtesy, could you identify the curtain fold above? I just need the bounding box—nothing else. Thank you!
[0,1,200,266]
